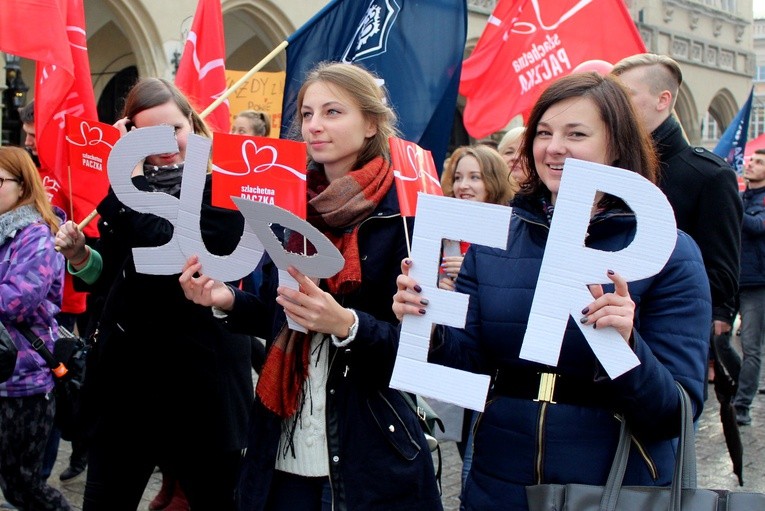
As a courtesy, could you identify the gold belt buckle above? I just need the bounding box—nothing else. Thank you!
[534,372,557,404]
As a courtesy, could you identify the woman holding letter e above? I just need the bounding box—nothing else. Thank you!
[393,72,711,511]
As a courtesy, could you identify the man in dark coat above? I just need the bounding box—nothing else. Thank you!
[612,53,743,370]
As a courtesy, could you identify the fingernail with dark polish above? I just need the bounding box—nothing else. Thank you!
[579,316,588,324]
[581,307,589,315]
[593,322,597,329]
[419,309,427,315]
[420,298,429,305]
[607,269,615,275]
[404,258,412,266]
[414,285,422,293]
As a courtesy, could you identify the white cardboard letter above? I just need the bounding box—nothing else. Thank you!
[390,194,512,411]
[519,158,677,378]
[232,196,345,333]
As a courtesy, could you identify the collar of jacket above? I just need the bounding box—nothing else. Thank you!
[0,204,43,246]
[651,115,689,162]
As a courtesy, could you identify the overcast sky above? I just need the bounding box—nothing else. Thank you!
[756,3,765,18]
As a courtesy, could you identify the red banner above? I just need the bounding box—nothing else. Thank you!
[65,114,119,197]
[0,0,71,70]
[460,0,646,139]
[389,137,443,217]
[175,0,230,133]
[211,133,307,218]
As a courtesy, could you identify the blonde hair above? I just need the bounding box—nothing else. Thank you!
[0,146,59,233]
[611,53,683,110]
[441,145,519,205]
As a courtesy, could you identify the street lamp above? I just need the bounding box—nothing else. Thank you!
[4,54,29,108]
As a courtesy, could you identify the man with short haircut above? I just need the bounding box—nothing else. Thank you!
[722,149,765,425]
[612,54,743,392]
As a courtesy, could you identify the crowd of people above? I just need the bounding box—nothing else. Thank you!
[0,49,754,511]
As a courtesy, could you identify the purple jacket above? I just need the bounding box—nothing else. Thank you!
[0,205,64,397]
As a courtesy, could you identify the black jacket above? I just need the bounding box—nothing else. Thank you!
[739,186,765,288]
[226,185,442,511]
[652,115,743,322]
[76,174,254,452]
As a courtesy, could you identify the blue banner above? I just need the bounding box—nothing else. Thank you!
[714,87,754,174]
[282,0,467,172]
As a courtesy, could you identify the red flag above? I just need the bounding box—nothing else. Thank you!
[460,0,646,139]
[175,0,230,133]
[0,0,71,68]
[389,137,443,217]
[1,0,105,236]
[65,114,120,195]
[211,133,307,218]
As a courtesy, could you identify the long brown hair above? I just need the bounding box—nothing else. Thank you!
[519,72,658,199]
[0,146,59,233]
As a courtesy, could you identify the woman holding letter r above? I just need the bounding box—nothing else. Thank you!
[392,72,711,511]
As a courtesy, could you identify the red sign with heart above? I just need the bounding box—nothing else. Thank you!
[212,132,307,218]
[65,114,120,176]
[389,136,443,217]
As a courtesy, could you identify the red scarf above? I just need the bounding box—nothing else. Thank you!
[256,157,395,419]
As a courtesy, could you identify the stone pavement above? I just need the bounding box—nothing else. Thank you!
[3,379,764,510]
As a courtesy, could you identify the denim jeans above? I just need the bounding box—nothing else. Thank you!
[734,287,765,410]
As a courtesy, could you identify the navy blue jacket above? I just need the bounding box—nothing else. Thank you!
[739,186,765,288]
[226,185,442,511]
[430,195,711,511]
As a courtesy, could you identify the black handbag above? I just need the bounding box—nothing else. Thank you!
[526,382,765,511]
[0,321,18,383]
[17,324,89,440]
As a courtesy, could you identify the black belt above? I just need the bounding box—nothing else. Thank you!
[492,367,607,407]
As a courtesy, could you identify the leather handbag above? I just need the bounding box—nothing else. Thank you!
[526,382,765,511]
[0,321,18,383]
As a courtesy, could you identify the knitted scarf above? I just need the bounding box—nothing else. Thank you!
[144,163,184,196]
[256,156,394,420]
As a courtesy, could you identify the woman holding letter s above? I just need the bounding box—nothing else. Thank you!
[392,72,711,510]
[179,62,441,510]
[55,78,253,510]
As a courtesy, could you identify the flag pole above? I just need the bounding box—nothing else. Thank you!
[200,40,289,120]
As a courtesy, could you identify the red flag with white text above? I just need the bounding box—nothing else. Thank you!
[211,133,307,218]
[65,114,120,197]
[459,0,646,139]
[389,137,443,217]
[44,0,103,236]
[175,0,230,133]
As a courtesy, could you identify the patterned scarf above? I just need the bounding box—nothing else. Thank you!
[144,163,184,196]
[256,156,394,419]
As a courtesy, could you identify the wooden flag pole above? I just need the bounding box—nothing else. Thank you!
[76,40,290,231]
[200,40,289,119]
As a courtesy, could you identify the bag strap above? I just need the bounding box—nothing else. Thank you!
[16,324,68,378]
[599,381,695,511]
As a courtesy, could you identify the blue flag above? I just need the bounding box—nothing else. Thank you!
[714,87,754,174]
[281,0,467,171]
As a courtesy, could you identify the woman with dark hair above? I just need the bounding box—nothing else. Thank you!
[393,72,711,510]
[232,109,272,137]
[55,77,253,511]
[179,62,442,511]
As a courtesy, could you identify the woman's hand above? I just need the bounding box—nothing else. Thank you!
[276,266,354,338]
[178,255,235,310]
[392,258,429,322]
[113,116,133,136]
[580,269,636,344]
[438,255,464,291]
[55,220,87,262]
[113,117,144,177]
